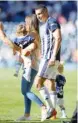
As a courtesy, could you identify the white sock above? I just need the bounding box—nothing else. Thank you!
[61,108,67,117]
[57,98,64,106]
[58,98,66,117]
[49,91,57,109]
[39,87,54,110]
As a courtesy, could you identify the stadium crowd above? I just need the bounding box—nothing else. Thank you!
[0,1,77,67]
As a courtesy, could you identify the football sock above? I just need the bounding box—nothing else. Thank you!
[39,87,54,110]
[61,107,66,116]
[49,91,57,109]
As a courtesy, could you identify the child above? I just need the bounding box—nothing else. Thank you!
[44,62,67,119]
[13,24,35,77]
[56,62,67,118]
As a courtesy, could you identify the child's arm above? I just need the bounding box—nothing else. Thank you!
[21,32,39,56]
[0,22,21,52]
[26,32,39,51]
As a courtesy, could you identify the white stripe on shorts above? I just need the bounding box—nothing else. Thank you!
[37,59,59,79]
[38,59,48,77]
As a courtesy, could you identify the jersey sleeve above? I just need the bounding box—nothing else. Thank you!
[48,17,61,32]
[13,38,17,43]
[13,38,20,46]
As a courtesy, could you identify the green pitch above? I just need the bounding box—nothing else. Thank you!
[0,68,77,123]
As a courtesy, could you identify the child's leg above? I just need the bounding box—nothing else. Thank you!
[14,61,22,76]
[57,94,67,118]
[14,55,23,76]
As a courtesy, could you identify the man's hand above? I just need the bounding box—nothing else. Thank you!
[48,55,56,66]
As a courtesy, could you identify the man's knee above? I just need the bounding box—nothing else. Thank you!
[51,79,56,91]
[34,75,44,90]
[45,79,56,91]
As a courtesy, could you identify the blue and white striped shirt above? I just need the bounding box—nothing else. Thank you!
[39,17,60,59]
[13,35,34,49]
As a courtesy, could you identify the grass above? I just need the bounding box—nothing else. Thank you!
[0,68,77,123]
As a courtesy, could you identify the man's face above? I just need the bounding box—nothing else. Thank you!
[35,8,48,22]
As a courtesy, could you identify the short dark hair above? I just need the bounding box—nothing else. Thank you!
[35,4,47,11]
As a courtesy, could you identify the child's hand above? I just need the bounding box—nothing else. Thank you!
[25,50,31,56]
[21,49,31,56]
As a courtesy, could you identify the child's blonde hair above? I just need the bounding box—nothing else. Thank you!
[16,24,27,36]
[58,62,64,74]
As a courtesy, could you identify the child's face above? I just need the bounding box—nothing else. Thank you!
[58,64,64,74]
[16,24,26,36]
[25,17,31,32]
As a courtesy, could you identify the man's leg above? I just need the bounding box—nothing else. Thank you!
[34,75,54,110]
[47,79,57,109]
[34,75,57,120]
[34,59,57,118]
[44,79,57,119]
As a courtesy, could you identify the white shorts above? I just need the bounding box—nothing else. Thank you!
[37,58,59,80]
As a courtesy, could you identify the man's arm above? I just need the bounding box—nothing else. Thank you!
[48,28,62,66]
[52,28,62,58]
